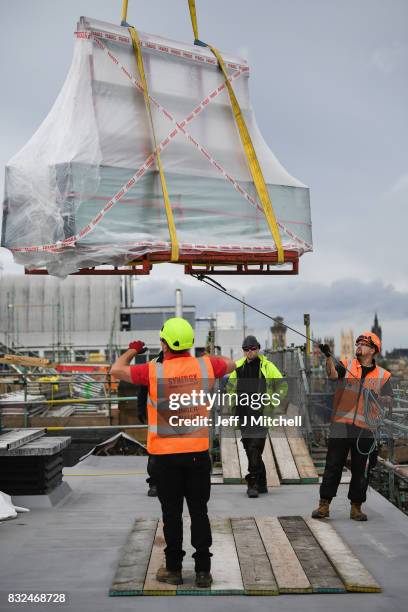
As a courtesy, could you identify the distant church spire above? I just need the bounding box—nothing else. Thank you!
[371,313,382,354]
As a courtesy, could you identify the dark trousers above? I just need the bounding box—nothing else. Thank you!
[152,450,212,572]
[320,425,378,503]
[241,436,267,488]
[146,454,156,486]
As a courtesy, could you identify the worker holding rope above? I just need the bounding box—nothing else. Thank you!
[312,332,393,521]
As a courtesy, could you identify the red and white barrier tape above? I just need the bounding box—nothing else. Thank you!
[75,28,249,72]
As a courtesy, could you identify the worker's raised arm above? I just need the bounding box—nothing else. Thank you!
[219,356,236,375]
[110,341,146,383]
[319,343,338,380]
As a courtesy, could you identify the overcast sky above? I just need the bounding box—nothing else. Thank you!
[0,1,407,351]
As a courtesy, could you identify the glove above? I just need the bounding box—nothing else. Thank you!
[128,341,147,354]
[319,343,331,358]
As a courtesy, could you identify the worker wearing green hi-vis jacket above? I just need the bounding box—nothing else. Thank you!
[226,335,288,498]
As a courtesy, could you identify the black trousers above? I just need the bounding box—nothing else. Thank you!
[241,436,267,488]
[320,424,378,503]
[146,454,156,486]
[152,450,212,572]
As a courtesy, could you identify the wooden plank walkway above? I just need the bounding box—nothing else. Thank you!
[255,517,312,593]
[220,427,241,483]
[110,516,381,596]
[231,517,279,595]
[269,428,301,483]
[305,518,382,592]
[220,426,321,485]
[286,433,319,483]
[110,518,157,596]
[279,516,345,593]
[234,429,248,481]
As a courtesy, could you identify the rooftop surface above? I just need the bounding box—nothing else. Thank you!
[1,455,407,612]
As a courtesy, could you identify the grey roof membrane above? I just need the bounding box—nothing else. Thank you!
[1,455,407,612]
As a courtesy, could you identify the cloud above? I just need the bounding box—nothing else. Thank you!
[371,42,408,75]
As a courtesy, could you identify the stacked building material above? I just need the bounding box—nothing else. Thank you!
[0,391,47,417]
[0,429,71,496]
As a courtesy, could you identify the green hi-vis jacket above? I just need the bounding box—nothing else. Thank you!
[226,354,288,414]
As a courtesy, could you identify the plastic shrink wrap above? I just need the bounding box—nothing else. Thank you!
[1,17,312,277]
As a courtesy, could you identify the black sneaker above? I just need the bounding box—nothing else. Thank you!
[147,484,158,497]
[195,571,213,588]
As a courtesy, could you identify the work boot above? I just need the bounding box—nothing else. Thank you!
[311,498,331,519]
[156,567,183,585]
[247,484,259,498]
[147,484,158,497]
[350,502,368,521]
[195,571,213,588]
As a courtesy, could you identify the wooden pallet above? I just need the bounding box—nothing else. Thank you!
[110,515,381,596]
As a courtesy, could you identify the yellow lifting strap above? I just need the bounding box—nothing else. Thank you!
[121,0,129,25]
[188,0,199,41]
[128,26,179,262]
[187,1,284,264]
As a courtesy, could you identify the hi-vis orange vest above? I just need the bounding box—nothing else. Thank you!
[332,358,391,430]
[147,355,215,455]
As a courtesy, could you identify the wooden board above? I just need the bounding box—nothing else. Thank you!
[279,516,345,593]
[220,428,241,483]
[143,521,176,596]
[231,517,279,595]
[255,517,312,593]
[110,515,381,596]
[269,428,300,483]
[210,518,245,594]
[235,429,247,481]
[0,354,53,367]
[110,518,157,596]
[286,433,319,483]
[305,518,382,593]
[262,436,281,487]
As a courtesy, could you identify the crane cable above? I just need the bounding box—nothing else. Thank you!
[187,0,284,264]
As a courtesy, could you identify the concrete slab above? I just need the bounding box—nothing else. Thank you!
[0,456,407,611]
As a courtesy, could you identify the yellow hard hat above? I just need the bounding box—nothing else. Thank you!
[160,317,194,351]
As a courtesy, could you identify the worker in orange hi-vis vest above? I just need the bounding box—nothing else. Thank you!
[312,332,393,522]
[110,317,236,589]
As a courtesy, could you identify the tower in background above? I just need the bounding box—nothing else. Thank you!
[340,329,354,361]
[271,316,287,350]
[371,313,382,355]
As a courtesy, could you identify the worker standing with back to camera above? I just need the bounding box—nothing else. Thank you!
[111,317,235,588]
[312,332,393,521]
